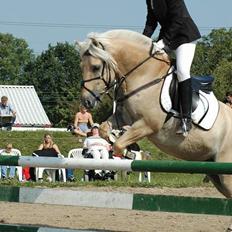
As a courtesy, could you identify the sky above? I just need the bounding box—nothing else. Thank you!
[0,0,232,55]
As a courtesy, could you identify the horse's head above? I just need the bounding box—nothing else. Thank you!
[76,34,119,109]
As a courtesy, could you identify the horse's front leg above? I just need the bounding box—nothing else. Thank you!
[113,119,153,155]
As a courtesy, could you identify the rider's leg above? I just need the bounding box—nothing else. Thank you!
[175,42,196,135]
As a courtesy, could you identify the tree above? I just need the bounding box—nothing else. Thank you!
[24,42,82,127]
[213,60,232,101]
[0,33,34,84]
[192,28,232,76]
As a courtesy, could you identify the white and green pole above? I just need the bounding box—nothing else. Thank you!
[2,156,232,174]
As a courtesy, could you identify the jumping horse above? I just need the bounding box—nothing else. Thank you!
[76,29,232,212]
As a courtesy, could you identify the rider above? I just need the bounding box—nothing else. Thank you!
[143,0,201,135]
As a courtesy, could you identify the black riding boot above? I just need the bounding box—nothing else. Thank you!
[176,79,192,136]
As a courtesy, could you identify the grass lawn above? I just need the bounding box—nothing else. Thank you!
[0,130,212,188]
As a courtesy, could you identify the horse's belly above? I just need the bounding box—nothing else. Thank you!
[148,133,216,161]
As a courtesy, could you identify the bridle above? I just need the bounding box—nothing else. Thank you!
[80,42,116,102]
[81,42,172,106]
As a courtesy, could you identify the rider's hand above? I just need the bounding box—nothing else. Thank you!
[152,39,166,54]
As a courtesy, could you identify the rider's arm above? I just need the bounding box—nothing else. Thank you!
[143,0,158,37]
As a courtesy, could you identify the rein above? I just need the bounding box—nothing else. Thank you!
[115,42,172,103]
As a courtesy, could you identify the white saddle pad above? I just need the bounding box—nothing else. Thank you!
[160,71,219,130]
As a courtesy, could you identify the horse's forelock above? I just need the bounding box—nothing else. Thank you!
[78,33,118,72]
[77,30,150,74]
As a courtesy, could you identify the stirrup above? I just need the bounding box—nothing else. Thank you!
[176,118,192,137]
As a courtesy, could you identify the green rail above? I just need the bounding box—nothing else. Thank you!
[131,160,232,174]
[133,194,232,216]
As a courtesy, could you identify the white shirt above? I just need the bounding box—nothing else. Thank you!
[83,135,109,151]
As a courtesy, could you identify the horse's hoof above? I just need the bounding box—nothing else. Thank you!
[226,228,232,232]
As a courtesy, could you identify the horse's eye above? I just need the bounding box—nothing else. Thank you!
[92,65,101,72]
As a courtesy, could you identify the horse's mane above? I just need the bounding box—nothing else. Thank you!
[76,29,151,72]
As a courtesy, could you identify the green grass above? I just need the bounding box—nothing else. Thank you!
[0,131,213,189]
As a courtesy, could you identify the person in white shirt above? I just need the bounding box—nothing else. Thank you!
[83,123,111,178]
[0,96,16,130]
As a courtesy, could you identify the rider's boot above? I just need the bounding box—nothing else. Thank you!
[176,78,192,137]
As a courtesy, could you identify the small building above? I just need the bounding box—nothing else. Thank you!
[0,85,51,127]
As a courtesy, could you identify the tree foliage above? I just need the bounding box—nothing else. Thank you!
[213,60,232,101]
[192,28,232,100]
[0,33,34,84]
[24,43,82,126]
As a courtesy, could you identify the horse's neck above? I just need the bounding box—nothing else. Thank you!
[117,54,170,95]
[112,40,150,75]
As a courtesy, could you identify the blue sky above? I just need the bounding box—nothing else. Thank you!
[0,0,231,54]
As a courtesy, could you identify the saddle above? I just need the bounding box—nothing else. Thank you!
[160,67,219,130]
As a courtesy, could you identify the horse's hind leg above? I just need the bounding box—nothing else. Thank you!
[208,174,232,198]
[208,174,232,232]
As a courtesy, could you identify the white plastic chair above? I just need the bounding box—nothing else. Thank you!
[68,148,83,159]
[33,153,66,182]
[0,148,23,181]
[68,148,85,180]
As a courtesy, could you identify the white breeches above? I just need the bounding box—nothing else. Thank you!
[89,148,109,173]
[174,41,196,82]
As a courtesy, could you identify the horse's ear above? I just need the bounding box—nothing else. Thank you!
[91,38,100,47]
[75,40,82,51]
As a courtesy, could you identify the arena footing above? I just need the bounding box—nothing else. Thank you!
[0,223,114,232]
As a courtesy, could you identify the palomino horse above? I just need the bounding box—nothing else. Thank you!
[76,30,232,201]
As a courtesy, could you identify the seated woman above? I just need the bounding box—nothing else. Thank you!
[73,105,94,137]
[36,133,61,157]
[30,133,62,181]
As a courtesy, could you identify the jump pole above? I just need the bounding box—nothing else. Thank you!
[1,156,232,216]
[2,156,232,174]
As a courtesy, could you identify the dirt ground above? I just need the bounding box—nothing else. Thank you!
[0,187,231,232]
